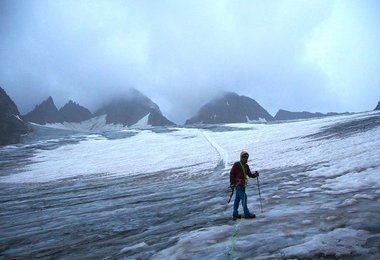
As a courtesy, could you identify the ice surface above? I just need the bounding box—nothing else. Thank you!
[279,228,372,258]
[0,128,219,182]
[0,111,379,259]
[37,114,153,132]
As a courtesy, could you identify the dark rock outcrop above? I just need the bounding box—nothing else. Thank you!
[374,102,380,111]
[94,89,175,127]
[23,96,64,124]
[274,109,347,121]
[0,87,30,145]
[274,110,324,120]
[185,92,274,124]
[59,100,93,122]
[147,109,175,126]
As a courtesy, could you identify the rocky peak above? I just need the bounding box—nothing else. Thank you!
[185,92,274,124]
[23,96,64,124]
[59,100,92,122]
[0,87,20,116]
[94,89,174,126]
[0,86,30,145]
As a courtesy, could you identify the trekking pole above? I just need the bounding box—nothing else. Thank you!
[227,186,234,204]
[256,176,263,213]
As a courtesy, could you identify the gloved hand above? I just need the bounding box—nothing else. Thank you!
[255,171,259,177]
[230,184,235,190]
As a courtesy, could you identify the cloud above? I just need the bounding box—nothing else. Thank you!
[304,0,380,110]
[1,0,379,124]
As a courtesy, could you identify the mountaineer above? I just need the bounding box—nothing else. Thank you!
[229,151,259,219]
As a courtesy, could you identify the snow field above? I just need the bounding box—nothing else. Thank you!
[1,111,379,259]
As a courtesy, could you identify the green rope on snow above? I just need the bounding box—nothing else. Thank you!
[228,219,242,259]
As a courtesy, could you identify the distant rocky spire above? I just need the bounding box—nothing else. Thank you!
[0,86,30,145]
[59,100,93,122]
[374,101,380,111]
[0,86,20,116]
[23,96,64,124]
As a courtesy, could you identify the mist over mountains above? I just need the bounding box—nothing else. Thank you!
[20,90,175,127]
[93,89,174,127]
[1,85,379,146]
[22,89,349,127]
[21,88,279,126]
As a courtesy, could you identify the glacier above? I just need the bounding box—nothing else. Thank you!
[0,111,379,259]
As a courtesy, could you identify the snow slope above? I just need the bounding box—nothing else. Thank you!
[33,114,153,132]
[0,111,379,259]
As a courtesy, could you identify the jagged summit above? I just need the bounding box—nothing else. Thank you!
[23,96,64,124]
[23,98,93,124]
[59,100,93,122]
[21,89,174,127]
[185,92,274,124]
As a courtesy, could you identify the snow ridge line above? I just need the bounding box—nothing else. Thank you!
[201,130,229,174]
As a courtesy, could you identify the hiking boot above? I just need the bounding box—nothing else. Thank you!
[244,213,256,219]
[233,214,241,220]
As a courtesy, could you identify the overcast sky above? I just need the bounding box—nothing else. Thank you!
[1,0,379,124]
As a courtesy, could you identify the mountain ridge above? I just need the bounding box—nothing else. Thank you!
[7,85,378,127]
[274,109,349,121]
[22,88,175,127]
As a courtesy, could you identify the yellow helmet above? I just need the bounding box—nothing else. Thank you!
[240,151,249,160]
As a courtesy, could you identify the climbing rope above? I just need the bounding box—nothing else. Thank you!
[228,218,242,259]
[228,188,247,259]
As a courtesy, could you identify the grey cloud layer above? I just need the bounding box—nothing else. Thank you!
[1,0,379,123]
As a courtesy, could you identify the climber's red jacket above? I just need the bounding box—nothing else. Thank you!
[229,161,258,187]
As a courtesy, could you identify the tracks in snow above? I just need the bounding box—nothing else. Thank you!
[200,130,230,175]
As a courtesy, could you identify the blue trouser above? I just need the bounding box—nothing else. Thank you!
[233,185,250,216]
